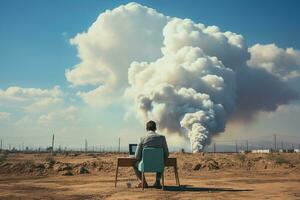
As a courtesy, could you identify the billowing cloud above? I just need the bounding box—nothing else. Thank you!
[233,67,298,121]
[248,43,300,79]
[0,112,10,120]
[0,86,66,125]
[126,16,297,152]
[0,85,79,127]
[0,85,62,110]
[76,86,117,107]
[38,106,78,125]
[68,2,298,152]
[66,2,169,105]
[162,18,250,69]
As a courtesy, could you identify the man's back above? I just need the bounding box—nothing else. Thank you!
[135,131,169,160]
[132,121,168,188]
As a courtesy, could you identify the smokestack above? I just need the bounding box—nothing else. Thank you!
[213,142,216,153]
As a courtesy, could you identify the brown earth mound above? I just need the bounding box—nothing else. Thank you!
[0,152,299,176]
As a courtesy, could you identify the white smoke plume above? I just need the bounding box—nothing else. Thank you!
[69,3,299,152]
[126,46,235,152]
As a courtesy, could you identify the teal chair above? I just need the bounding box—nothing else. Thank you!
[138,148,165,190]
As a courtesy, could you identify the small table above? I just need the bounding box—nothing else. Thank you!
[115,157,180,187]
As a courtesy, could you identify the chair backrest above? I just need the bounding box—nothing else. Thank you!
[141,148,164,172]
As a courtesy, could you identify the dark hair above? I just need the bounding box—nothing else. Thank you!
[146,120,157,131]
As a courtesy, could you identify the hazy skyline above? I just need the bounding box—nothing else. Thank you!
[1,0,300,151]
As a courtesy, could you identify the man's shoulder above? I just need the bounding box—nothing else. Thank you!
[158,134,166,140]
[156,133,166,138]
[147,133,165,140]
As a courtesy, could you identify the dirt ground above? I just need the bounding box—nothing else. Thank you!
[0,152,300,200]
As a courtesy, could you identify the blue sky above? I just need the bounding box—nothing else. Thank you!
[0,0,300,151]
[1,0,300,88]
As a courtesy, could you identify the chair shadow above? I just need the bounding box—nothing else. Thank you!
[161,185,253,192]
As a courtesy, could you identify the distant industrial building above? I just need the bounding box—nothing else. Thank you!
[250,149,300,153]
[251,149,272,153]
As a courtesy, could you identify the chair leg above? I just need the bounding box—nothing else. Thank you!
[115,165,119,187]
[175,165,180,186]
[141,172,144,190]
[162,172,164,190]
[173,166,177,185]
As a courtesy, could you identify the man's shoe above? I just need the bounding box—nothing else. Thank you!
[152,182,162,189]
[136,182,148,188]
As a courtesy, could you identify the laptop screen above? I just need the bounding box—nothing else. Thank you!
[129,144,137,155]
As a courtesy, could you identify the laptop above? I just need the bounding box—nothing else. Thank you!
[129,144,137,158]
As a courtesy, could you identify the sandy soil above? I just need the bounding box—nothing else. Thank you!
[0,152,299,200]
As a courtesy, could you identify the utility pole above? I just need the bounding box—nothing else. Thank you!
[235,141,238,153]
[215,142,217,153]
[51,134,55,155]
[213,142,216,153]
[118,137,120,153]
[274,134,277,151]
[85,139,88,153]
[246,140,249,152]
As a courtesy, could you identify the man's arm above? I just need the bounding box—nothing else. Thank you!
[135,138,143,160]
[162,136,169,159]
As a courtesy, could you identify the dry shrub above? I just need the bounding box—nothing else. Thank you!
[274,155,290,164]
[88,153,97,158]
[203,154,214,162]
[0,153,7,163]
[45,155,56,166]
[24,159,35,166]
[235,154,246,162]
[267,154,290,165]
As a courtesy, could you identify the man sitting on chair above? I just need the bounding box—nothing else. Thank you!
[133,120,169,189]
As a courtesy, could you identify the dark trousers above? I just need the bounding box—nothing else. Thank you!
[133,162,162,183]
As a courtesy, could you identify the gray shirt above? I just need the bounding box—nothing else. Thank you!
[135,131,169,160]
